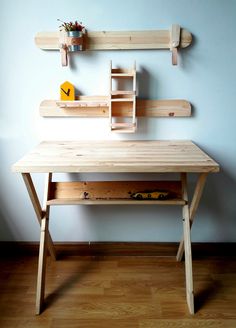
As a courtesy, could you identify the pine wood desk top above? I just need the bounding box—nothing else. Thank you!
[12,140,219,173]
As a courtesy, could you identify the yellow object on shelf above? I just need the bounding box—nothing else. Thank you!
[60,81,75,101]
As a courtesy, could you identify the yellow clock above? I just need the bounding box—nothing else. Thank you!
[60,81,75,101]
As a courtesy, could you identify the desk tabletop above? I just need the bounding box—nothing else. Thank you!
[12,140,219,173]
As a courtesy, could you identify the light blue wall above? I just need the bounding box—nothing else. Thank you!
[1,0,236,242]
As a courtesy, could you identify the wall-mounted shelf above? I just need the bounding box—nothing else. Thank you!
[40,98,191,117]
[35,28,192,50]
[35,25,192,66]
[109,61,137,133]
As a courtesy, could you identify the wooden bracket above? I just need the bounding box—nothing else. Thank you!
[170,24,181,65]
[60,43,68,67]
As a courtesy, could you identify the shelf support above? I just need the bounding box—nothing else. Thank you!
[170,24,180,65]
[60,44,68,67]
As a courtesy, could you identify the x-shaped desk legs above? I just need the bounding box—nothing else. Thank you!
[22,172,208,315]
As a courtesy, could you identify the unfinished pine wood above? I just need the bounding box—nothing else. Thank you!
[12,141,219,174]
[176,173,208,262]
[171,24,181,65]
[47,180,185,205]
[35,29,192,50]
[36,173,51,314]
[21,173,56,260]
[109,61,137,133]
[181,173,194,314]
[35,216,48,315]
[40,98,191,117]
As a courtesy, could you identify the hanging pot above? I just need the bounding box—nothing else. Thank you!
[67,31,84,52]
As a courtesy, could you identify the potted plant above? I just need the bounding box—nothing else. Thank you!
[58,19,85,52]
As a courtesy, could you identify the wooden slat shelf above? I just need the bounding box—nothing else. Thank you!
[111,98,134,102]
[35,29,192,50]
[111,73,134,78]
[111,91,135,95]
[47,181,185,206]
[40,98,191,117]
[110,122,136,133]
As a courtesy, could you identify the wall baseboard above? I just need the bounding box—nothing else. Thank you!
[0,241,235,258]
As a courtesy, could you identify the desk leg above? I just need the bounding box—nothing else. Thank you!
[176,173,208,262]
[36,214,49,314]
[181,173,194,314]
[35,173,52,314]
[22,173,56,260]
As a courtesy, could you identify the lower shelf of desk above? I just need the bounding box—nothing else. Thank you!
[47,180,185,206]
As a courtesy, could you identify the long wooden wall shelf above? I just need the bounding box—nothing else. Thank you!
[35,29,192,51]
[47,180,185,206]
[40,98,191,117]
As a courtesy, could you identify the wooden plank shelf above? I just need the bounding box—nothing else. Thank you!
[111,91,135,95]
[111,123,136,133]
[47,180,185,206]
[35,29,192,51]
[111,73,135,78]
[40,98,191,117]
[111,98,134,102]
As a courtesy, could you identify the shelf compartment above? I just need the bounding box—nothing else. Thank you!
[110,122,136,133]
[111,91,135,95]
[109,61,136,133]
[47,180,185,206]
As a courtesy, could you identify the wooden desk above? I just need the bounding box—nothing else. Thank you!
[12,140,219,315]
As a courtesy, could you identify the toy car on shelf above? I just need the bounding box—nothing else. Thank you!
[130,190,169,200]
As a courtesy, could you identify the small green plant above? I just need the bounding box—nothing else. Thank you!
[57,19,85,32]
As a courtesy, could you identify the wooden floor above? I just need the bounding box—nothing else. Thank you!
[0,253,236,327]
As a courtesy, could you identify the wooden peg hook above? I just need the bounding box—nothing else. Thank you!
[171,24,180,65]
[60,44,68,67]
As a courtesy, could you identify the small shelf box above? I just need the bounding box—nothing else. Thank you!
[109,62,137,133]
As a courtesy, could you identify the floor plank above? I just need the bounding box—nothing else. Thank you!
[0,255,236,327]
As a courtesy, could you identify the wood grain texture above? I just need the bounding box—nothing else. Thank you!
[12,140,219,173]
[21,173,56,260]
[39,98,191,117]
[35,29,192,50]
[177,173,208,261]
[47,180,184,205]
[181,173,194,314]
[109,61,137,133]
[35,173,53,314]
[0,254,236,327]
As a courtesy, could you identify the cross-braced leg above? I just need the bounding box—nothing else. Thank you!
[176,173,208,262]
[22,173,56,260]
